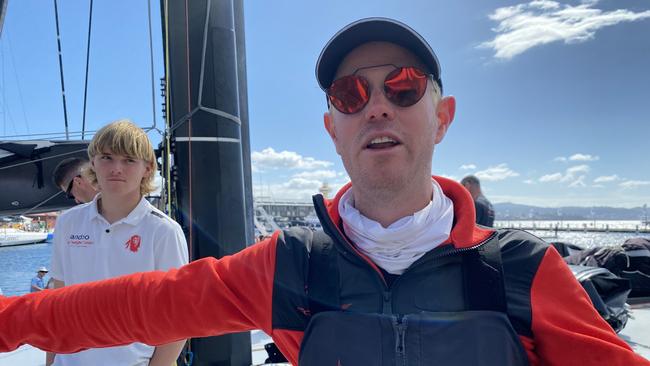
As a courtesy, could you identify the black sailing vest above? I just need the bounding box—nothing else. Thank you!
[297,196,530,365]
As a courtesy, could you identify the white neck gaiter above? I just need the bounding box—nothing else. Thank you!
[338,180,454,275]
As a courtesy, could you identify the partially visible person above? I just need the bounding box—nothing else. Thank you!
[47,158,97,362]
[53,157,98,204]
[30,267,48,293]
[46,120,189,366]
[461,175,495,227]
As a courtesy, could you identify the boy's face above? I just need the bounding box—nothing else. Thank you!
[91,149,152,198]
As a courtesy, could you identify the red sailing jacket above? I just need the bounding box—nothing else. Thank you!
[0,177,648,365]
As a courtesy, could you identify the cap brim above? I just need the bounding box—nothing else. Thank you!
[316,17,441,91]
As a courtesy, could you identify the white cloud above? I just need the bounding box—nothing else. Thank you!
[564,164,590,178]
[523,179,536,184]
[253,175,349,201]
[594,174,620,183]
[479,1,650,59]
[538,165,590,185]
[530,0,560,11]
[475,163,519,181]
[459,164,476,170]
[554,153,599,162]
[539,172,563,182]
[620,180,650,189]
[293,170,338,181]
[569,153,599,162]
[568,175,587,188]
[252,148,333,171]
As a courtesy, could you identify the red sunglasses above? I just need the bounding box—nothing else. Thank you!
[326,66,434,114]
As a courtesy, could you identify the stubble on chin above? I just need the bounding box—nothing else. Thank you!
[354,166,410,203]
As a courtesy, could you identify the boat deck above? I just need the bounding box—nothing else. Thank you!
[620,301,650,358]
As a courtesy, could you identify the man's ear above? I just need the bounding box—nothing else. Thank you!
[324,112,343,153]
[434,96,456,144]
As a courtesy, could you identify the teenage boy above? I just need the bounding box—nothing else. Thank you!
[46,120,189,366]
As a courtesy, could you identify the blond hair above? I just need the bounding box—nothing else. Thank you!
[86,119,157,196]
[430,79,442,105]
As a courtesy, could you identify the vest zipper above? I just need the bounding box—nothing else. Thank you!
[394,315,407,365]
[386,231,498,294]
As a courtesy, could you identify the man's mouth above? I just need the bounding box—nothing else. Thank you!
[366,136,400,149]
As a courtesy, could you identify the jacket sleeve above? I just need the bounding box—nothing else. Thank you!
[0,232,280,354]
[530,246,650,365]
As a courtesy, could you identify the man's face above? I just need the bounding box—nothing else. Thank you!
[324,42,455,193]
[37,271,46,278]
[60,167,96,204]
[91,149,151,198]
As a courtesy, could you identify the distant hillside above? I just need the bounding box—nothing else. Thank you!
[493,202,648,220]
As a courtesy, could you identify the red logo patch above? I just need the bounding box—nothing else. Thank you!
[125,235,141,252]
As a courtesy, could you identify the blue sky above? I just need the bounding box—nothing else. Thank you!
[1,0,649,208]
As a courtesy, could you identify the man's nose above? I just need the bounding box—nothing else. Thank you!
[363,86,395,122]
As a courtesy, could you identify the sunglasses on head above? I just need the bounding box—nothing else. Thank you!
[326,65,435,115]
[65,175,81,199]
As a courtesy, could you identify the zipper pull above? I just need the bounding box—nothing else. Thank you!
[383,291,392,314]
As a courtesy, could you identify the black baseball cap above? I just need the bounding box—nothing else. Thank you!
[316,17,442,93]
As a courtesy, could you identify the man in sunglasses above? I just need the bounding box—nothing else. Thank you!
[53,157,98,204]
[0,18,648,366]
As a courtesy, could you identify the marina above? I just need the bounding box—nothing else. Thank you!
[495,220,650,234]
[0,228,48,247]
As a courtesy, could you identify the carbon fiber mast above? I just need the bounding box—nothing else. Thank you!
[161,0,254,365]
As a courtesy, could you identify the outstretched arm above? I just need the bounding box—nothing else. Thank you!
[0,235,278,354]
[530,247,650,365]
[45,279,65,366]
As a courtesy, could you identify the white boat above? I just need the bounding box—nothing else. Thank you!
[0,228,48,247]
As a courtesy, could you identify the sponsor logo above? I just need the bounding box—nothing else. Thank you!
[125,235,141,253]
[69,234,91,240]
[67,233,93,247]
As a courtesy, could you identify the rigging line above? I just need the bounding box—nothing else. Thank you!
[184,0,193,261]
[0,148,88,171]
[0,129,98,139]
[81,0,94,140]
[1,45,18,136]
[1,41,6,136]
[53,0,70,140]
[196,0,211,107]
[146,0,157,132]
[6,32,31,134]
[5,100,18,135]
[19,190,66,216]
[164,0,172,216]
[169,106,199,132]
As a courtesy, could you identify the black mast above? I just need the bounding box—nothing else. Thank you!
[161,0,253,365]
